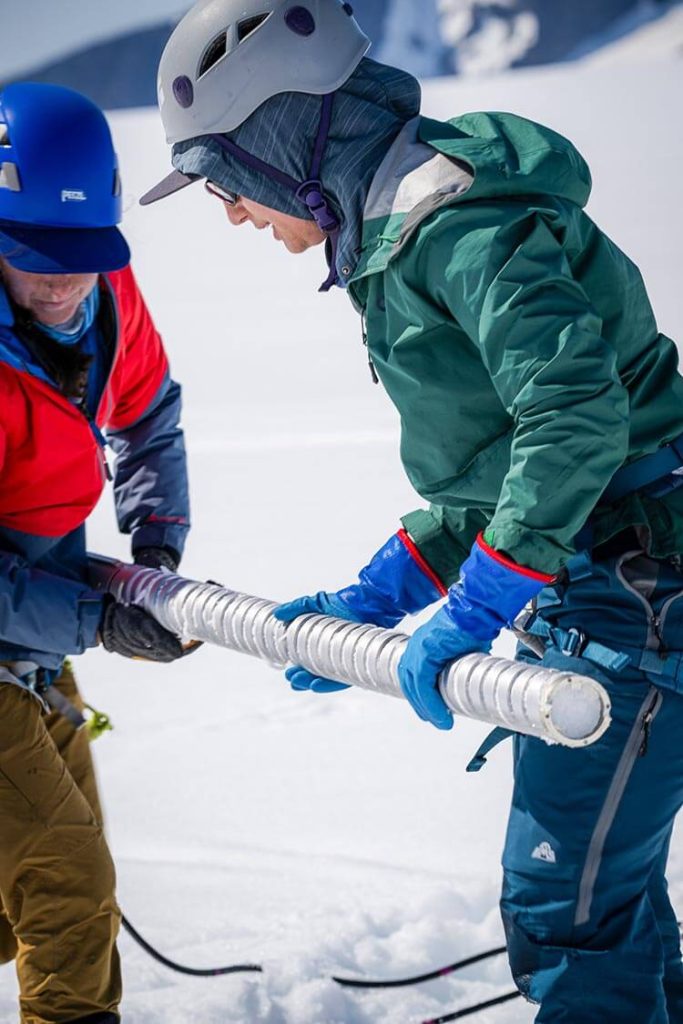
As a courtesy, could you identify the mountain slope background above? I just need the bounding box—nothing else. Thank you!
[1,0,681,108]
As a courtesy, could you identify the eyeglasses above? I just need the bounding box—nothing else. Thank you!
[204,180,239,206]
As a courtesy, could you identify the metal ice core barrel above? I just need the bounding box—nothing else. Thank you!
[88,557,611,748]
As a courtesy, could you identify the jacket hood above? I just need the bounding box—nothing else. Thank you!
[350,110,592,285]
[420,112,592,208]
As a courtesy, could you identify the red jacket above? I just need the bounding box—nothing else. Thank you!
[0,265,168,536]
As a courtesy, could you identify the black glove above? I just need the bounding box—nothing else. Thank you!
[134,546,179,573]
[100,598,185,662]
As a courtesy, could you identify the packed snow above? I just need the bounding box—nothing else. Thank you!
[1,56,682,1024]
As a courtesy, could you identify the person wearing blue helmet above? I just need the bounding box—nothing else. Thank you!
[0,82,192,1023]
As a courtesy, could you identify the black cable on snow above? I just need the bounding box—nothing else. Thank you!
[332,944,507,989]
[121,913,521,1021]
[422,989,521,1023]
[120,913,263,978]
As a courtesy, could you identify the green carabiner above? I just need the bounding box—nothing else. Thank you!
[83,703,114,742]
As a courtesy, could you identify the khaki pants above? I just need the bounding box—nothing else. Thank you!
[0,663,121,1023]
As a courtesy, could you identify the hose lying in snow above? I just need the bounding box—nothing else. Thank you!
[88,556,611,748]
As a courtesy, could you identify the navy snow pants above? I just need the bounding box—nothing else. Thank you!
[502,540,683,1023]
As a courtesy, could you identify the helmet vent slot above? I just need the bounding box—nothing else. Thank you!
[198,31,228,78]
[0,162,21,192]
[0,124,10,147]
[237,14,269,42]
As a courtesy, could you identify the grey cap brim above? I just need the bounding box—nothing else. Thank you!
[139,168,201,207]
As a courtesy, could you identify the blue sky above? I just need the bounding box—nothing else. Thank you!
[0,0,191,78]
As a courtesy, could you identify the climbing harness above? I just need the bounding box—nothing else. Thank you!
[0,659,113,740]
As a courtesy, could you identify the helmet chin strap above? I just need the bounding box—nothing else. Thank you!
[209,92,340,292]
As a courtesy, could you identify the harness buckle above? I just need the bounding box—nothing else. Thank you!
[513,609,536,634]
[561,627,588,658]
[22,667,49,695]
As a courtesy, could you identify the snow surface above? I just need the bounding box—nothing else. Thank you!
[1,56,682,1024]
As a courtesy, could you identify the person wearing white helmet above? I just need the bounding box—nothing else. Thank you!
[143,3,683,1022]
[141,0,403,289]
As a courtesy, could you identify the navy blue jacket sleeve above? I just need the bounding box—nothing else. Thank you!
[0,553,102,663]
[107,373,190,561]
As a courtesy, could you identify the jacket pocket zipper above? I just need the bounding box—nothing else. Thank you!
[639,688,663,757]
[615,552,662,651]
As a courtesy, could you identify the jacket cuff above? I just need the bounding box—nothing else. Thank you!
[400,510,472,589]
[132,521,188,561]
[396,529,447,596]
[476,532,555,583]
[78,593,106,650]
[482,522,570,577]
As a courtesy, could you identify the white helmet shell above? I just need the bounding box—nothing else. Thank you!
[158,0,371,145]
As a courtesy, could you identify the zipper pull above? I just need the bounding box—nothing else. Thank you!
[361,310,379,385]
[639,711,653,757]
[102,449,113,482]
[639,692,661,757]
[86,413,113,482]
[97,430,113,482]
[651,614,668,658]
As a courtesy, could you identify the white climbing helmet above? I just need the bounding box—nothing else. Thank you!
[157,0,371,145]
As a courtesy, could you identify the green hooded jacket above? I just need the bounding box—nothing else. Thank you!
[347,113,683,582]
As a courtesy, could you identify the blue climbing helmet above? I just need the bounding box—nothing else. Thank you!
[0,82,130,274]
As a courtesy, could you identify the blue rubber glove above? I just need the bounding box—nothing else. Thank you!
[274,530,445,693]
[399,533,554,730]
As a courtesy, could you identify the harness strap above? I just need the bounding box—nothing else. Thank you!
[637,648,683,684]
[601,430,683,504]
[466,726,514,773]
[0,661,114,735]
[527,615,683,687]
[42,684,87,729]
[526,618,632,673]
[565,551,594,582]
